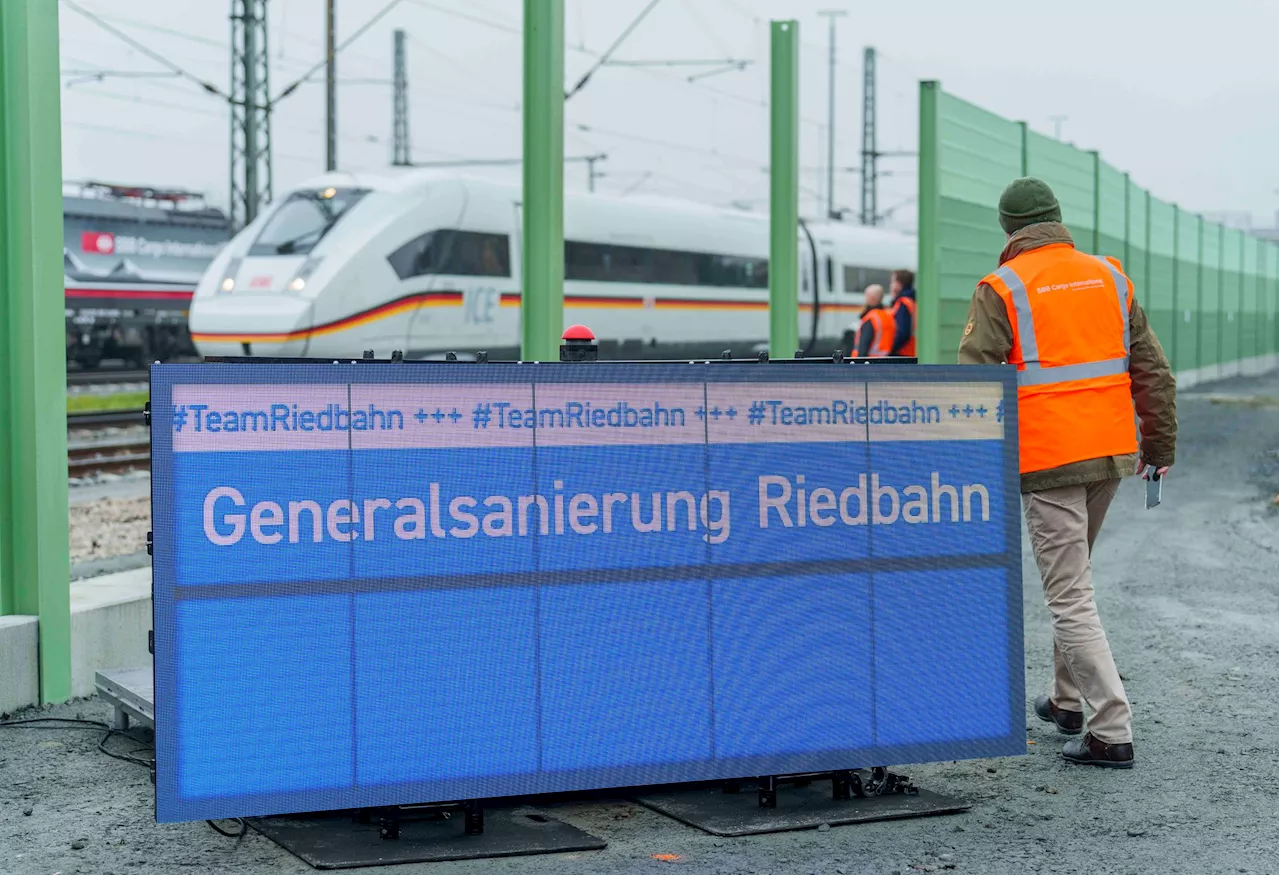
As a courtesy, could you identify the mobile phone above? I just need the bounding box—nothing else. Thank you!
[1144,466,1162,510]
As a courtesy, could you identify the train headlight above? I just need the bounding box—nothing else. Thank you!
[286,256,323,294]
[217,257,242,294]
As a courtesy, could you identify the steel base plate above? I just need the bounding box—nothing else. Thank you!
[635,783,970,837]
[246,809,605,869]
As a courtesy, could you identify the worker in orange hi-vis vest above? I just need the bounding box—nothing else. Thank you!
[853,284,895,358]
[960,177,1178,771]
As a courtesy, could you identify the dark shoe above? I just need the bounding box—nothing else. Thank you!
[1062,733,1134,769]
[1034,695,1083,735]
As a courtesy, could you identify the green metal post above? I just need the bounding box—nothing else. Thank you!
[1196,214,1203,372]
[1238,224,1246,360]
[521,0,564,361]
[1090,151,1101,255]
[1018,121,1028,177]
[916,81,941,364]
[768,19,799,359]
[1122,172,1130,268]
[0,0,70,702]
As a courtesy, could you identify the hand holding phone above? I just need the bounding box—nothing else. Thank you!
[1143,465,1163,509]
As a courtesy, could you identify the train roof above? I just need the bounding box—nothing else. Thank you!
[63,195,229,230]
[284,169,916,251]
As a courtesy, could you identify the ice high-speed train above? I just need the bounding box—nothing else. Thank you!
[190,171,915,360]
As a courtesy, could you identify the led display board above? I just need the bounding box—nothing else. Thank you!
[150,362,1023,822]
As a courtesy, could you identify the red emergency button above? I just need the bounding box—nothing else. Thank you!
[562,324,595,342]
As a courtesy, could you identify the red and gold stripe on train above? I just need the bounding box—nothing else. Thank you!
[191,289,862,344]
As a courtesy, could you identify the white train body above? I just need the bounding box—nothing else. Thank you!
[190,171,915,360]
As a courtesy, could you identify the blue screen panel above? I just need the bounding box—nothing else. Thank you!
[712,574,874,758]
[872,569,1013,749]
[150,363,1023,822]
[540,579,713,772]
[354,588,539,787]
[175,595,354,799]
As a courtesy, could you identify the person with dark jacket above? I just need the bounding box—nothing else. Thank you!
[888,270,917,356]
[959,177,1177,770]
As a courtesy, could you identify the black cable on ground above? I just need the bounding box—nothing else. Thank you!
[0,716,111,729]
[5,717,244,841]
[206,818,248,838]
[2,716,155,769]
[98,728,155,769]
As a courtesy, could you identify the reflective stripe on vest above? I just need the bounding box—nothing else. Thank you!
[993,257,1130,387]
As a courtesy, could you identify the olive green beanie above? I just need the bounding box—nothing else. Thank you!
[998,177,1062,234]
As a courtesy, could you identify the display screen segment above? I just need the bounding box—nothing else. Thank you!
[150,362,1023,823]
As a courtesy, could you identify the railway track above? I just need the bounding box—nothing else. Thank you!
[68,409,150,477]
[67,368,150,386]
[68,409,148,429]
[68,434,151,478]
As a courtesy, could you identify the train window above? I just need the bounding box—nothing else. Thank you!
[565,240,769,288]
[651,248,698,285]
[565,242,609,281]
[250,188,368,256]
[842,264,892,295]
[825,256,835,293]
[387,230,511,279]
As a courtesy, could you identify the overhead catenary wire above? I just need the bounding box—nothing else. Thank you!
[565,0,664,100]
[70,7,229,50]
[60,0,227,99]
[272,0,407,104]
[58,0,847,212]
[406,0,824,126]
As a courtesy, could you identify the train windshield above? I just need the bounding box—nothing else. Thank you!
[249,187,369,256]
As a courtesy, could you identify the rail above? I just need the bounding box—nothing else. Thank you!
[68,409,150,477]
[68,409,148,429]
[67,368,150,386]
[68,434,151,478]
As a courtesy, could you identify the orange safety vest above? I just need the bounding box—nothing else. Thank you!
[890,295,917,356]
[980,244,1137,474]
[859,307,896,357]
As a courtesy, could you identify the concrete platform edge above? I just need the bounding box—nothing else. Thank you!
[1,566,152,713]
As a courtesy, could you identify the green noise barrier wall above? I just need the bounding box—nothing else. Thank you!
[917,81,1279,383]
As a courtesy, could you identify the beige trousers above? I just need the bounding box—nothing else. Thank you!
[1022,479,1132,744]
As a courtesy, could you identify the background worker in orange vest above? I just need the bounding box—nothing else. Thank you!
[959,177,1178,769]
[888,269,917,357]
[854,284,895,357]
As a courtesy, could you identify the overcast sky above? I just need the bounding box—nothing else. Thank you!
[58,0,1279,232]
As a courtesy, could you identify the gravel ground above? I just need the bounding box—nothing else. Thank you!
[68,495,151,565]
[68,473,151,508]
[6,373,1277,875]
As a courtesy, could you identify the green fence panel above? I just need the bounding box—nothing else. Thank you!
[1267,243,1279,354]
[1125,181,1148,319]
[1025,130,1094,244]
[1260,238,1273,357]
[1095,160,1126,260]
[1146,197,1177,360]
[1239,235,1259,363]
[1173,209,1200,373]
[933,91,1023,362]
[1222,227,1243,366]
[1199,219,1221,371]
[919,83,1279,374]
